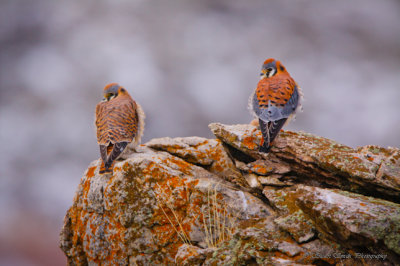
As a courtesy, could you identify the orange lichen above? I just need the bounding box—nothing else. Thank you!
[251,163,272,175]
[242,135,257,150]
[87,166,96,178]
[273,251,290,259]
[167,157,194,175]
[152,224,177,246]
[81,177,92,206]
[213,164,224,172]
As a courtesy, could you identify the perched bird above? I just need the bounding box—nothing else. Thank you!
[95,83,145,174]
[249,58,302,153]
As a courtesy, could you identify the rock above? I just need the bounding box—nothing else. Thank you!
[175,244,212,265]
[60,146,273,265]
[295,185,400,258]
[243,173,262,189]
[277,241,303,257]
[300,239,350,265]
[263,186,316,243]
[262,186,298,216]
[258,175,293,186]
[274,211,316,243]
[199,217,349,265]
[146,136,246,187]
[60,123,400,265]
[210,123,400,203]
[247,159,291,176]
[358,145,400,193]
[209,123,263,160]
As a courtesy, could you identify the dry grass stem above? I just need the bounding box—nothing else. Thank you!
[154,181,237,249]
[154,183,191,245]
[201,183,237,248]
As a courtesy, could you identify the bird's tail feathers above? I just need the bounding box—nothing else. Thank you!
[105,142,128,169]
[258,118,287,153]
[259,119,271,152]
[99,142,128,174]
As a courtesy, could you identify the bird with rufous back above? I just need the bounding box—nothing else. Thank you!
[249,58,303,153]
[95,83,145,174]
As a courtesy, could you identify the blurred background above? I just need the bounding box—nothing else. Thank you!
[1,0,399,264]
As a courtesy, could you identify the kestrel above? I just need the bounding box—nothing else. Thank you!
[249,58,303,153]
[95,83,145,174]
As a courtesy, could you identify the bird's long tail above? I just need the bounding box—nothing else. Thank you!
[99,142,128,174]
[104,142,128,171]
[259,118,287,153]
[99,144,113,174]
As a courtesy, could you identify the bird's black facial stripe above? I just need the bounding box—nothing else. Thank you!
[262,61,277,77]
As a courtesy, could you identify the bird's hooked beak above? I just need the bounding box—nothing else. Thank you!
[260,69,268,79]
[102,93,117,102]
[260,67,276,79]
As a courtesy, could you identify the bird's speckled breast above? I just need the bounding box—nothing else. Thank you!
[255,74,296,108]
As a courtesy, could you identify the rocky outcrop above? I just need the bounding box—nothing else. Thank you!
[60,123,400,265]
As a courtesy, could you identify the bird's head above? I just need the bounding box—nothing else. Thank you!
[260,58,287,79]
[102,83,127,101]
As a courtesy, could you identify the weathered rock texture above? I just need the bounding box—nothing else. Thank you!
[60,123,400,265]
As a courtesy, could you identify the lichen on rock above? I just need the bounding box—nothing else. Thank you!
[60,123,400,265]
